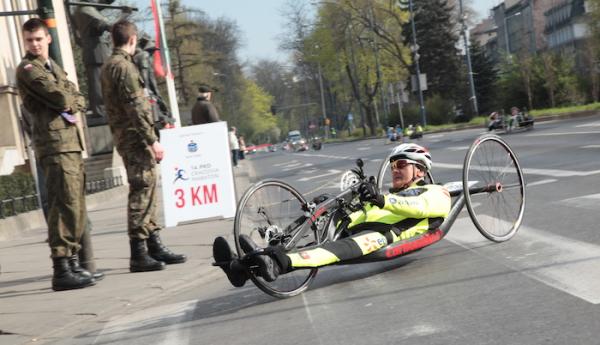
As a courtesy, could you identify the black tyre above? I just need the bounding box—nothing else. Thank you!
[377,155,434,193]
[463,134,525,242]
[234,180,318,298]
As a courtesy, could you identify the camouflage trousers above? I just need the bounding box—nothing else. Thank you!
[122,146,161,239]
[40,152,86,258]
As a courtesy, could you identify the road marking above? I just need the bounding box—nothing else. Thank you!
[296,153,352,160]
[582,144,600,149]
[298,169,341,182]
[527,179,557,187]
[575,121,600,127]
[558,193,600,211]
[92,300,196,344]
[428,134,444,139]
[434,162,600,177]
[357,146,371,151]
[283,163,313,171]
[273,160,297,167]
[445,146,470,151]
[447,218,600,304]
[526,130,600,137]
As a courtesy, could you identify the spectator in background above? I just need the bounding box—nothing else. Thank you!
[229,127,240,167]
[238,135,246,160]
[191,84,220,125]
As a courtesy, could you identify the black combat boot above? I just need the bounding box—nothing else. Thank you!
[52,257,95,291]
[130,239,166,272]
[147,232,187,264]
[69,255,92,279]
[71,254,105,281]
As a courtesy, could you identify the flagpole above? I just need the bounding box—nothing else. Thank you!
[153,0,181,127]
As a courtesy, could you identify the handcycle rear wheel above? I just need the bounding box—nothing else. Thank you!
[463,134,525,242]
[234,180,319,298]
[377,157,435,193]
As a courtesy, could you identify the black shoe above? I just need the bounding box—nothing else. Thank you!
[238,234,279,282]
[147,232,187,264]
[52,257,96,291]
[91,271,105,281]
[130,239,166,272]
[213,237,248,287]
[68,255,93,280]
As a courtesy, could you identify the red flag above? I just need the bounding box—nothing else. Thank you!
[150,0,166,78]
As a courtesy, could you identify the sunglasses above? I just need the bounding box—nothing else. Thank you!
[390,159,411,170]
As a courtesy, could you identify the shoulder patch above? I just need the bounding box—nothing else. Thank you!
[24,64,33,71]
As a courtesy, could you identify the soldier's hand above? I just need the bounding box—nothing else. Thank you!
[151,141,164,162]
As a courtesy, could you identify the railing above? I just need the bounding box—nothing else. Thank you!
[85,175,124,194]
[0,176,125,219]
[0,195,39,219]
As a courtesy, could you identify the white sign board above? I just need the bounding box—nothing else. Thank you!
[159,122,236,227]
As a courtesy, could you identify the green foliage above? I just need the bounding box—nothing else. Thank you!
[0,172,37,217]
[470,38,498,115]
[404,0,462,100]
[236,80,278,143]
[425,94,455,125]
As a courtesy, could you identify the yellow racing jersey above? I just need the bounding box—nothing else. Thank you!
[347,181,451,241]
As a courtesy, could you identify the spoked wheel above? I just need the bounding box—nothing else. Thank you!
[234,180,318,298]
[377,157,435,193]
[463,134,525,242]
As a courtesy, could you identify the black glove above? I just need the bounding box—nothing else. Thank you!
[358,180,385,209]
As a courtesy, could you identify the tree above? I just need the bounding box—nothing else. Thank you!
[469,38,497,114]
[402,0,462,100]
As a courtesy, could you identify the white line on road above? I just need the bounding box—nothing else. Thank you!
[558,193,600,211]
[447,218,600,304]
[273,160,297,167]
[357,146,371,151]
[575,121,600,128]
[298,169,342,182]
[526,130,600,137]
[296,153,352,160]
[582,144,600,149]
[434,162,600,177]
[92,300,196,344]
[283,163,314,171]
[445,146,470,151]
[527,179,557,187]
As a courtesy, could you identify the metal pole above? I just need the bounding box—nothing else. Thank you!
[409,0,426,127]
[459,0,479,116]
[37,0,62,67]
[504,16,510,53]
[317,61,328,138]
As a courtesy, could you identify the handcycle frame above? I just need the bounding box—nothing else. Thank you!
[230,134,526,297]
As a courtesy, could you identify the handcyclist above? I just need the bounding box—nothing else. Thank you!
[213,143,451,287]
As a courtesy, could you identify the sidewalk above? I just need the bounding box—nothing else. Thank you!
[0,159,254,345]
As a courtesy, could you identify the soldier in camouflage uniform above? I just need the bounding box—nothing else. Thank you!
[100,20,186,272]
[16,18,96,291]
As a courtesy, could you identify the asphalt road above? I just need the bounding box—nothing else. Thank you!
[60,116,600,345]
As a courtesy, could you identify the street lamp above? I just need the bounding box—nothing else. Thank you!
[504,11,522,53]
[458,0,479,116]
[408,0,427,127]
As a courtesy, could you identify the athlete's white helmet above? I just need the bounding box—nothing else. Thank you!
[389,143,432,171]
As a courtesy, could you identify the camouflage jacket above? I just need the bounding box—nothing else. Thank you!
[100,49,157,152]
[16,53,85,158]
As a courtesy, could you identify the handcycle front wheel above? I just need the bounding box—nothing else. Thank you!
[234,179,319,298]
[463,134,525,242]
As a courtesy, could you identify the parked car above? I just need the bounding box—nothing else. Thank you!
[245,143,257,154]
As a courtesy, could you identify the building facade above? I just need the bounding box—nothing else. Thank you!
[0,0,85,175]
